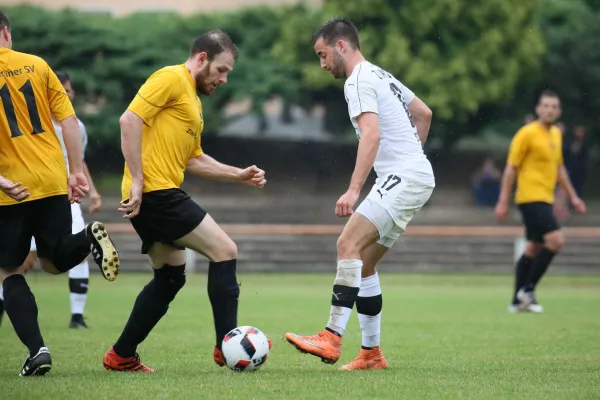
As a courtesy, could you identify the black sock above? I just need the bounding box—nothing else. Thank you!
[69,278,89,295]
[3,275,45,357]
[524,248,556,292]
[207,259,239,349]
[53,230,91,273]
[513,255,533,303]
[113,264,186,357]
[356,294,383,350]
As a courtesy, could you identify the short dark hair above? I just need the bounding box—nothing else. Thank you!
[189,30,237,60]
[0,11,11,32]
[55,71,70,84]
[539,89,560,103]
[311,17,360,50]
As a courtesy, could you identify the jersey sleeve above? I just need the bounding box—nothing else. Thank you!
[47,65,75,121]
[191,137,203,158]
[507,127,530,168]
[128,71,182,126]
[345,75,378,119]
[397,80,415,104]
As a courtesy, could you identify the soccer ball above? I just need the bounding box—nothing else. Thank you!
[222,326,270,372]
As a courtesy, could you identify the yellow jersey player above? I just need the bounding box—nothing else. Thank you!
[0,11,120,376]
[495,90,586,313]
[103,30,269,373]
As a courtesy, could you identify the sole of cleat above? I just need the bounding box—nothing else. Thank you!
[21,364,51,377]
[285,337,338,365]
[90,222,120,282]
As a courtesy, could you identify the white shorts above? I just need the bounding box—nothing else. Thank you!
[30,202,85,252]
[356,174,433,248]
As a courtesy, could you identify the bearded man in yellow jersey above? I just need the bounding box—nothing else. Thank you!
[103,30,268,372]
[0,11,120,377]
[495,90,586,313]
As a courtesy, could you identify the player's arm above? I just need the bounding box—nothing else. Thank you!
[186,154,243,182]
[346,79,380,195]
[557,165,577,200]
[349,113,380,193]
[407,96,432,145]
[186,154,266,188]
[120,110,145,184]
[48,68,84,174]
[122,71,182,185]
[496,129,528,219]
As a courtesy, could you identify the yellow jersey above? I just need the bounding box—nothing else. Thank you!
[0,48,74,205]
[507,121,563,204]
[121,64,204,201]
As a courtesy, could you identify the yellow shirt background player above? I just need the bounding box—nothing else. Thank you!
[495,91,586,223]
[0,49,75,204]
[121,64,204,202]
[507,122,563,205]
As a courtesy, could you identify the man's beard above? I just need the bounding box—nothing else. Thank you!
[331,52,346,79]
[195,67,214,95]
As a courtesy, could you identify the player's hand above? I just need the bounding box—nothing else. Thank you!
[239,165,266,188]
[494,201,509,222]
[0,177,30,202]
[335,189,359,217]
[119,180,143,219]
[89,192,102,213]
[68,172,89,204]
[570,195,587,214]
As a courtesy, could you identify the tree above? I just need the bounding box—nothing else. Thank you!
[273,0,545,147]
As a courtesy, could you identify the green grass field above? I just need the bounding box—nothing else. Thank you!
[1,273,599,399]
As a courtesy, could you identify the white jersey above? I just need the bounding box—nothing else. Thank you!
[52,118,88,174]
[344,61,434,185]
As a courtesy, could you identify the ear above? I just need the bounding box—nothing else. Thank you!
[1,27,8,41]
[336,39,345,51]
[196,52,208,65]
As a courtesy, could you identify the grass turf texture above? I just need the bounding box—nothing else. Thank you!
[1,273,599,399]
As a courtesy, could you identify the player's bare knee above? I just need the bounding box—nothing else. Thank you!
[211,239,237,262]
[337,235,358,260]
[523,241,541,258]
[545,231,565,252]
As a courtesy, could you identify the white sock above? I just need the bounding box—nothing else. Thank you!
[326,259,362,335]
[70,293,87,315]
[68,261,89,316]
[0,284,3,301]
[357,273,382,348]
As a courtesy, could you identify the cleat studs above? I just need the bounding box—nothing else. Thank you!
[103,266,108,271]
[96,236,102,240]
[112,251,117,255]
[103,233,107,237]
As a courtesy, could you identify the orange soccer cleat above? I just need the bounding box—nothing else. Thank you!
[103,347,155,372]
[214,338,273,366]
[339,347,388,371]
[285,329,342,364]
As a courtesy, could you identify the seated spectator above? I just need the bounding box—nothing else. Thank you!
[472,155,501,207]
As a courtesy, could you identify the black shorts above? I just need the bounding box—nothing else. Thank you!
[0,195,72,268]
[128,189,206,254]
[517,202,560,243]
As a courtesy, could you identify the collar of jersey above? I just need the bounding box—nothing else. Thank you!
[0,47,10,54]
[181,64,196,91]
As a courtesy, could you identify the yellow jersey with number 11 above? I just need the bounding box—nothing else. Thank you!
[0,48,75,205]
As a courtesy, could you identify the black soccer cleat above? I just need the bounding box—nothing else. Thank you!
[70,314,89,329]
[19,347,52,377]
[86,222,120,282]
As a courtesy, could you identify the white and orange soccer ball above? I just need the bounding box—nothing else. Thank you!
[221,326,270,372]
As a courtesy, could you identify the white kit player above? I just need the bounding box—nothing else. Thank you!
[286,17,435,370]
[0,71,102,329]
